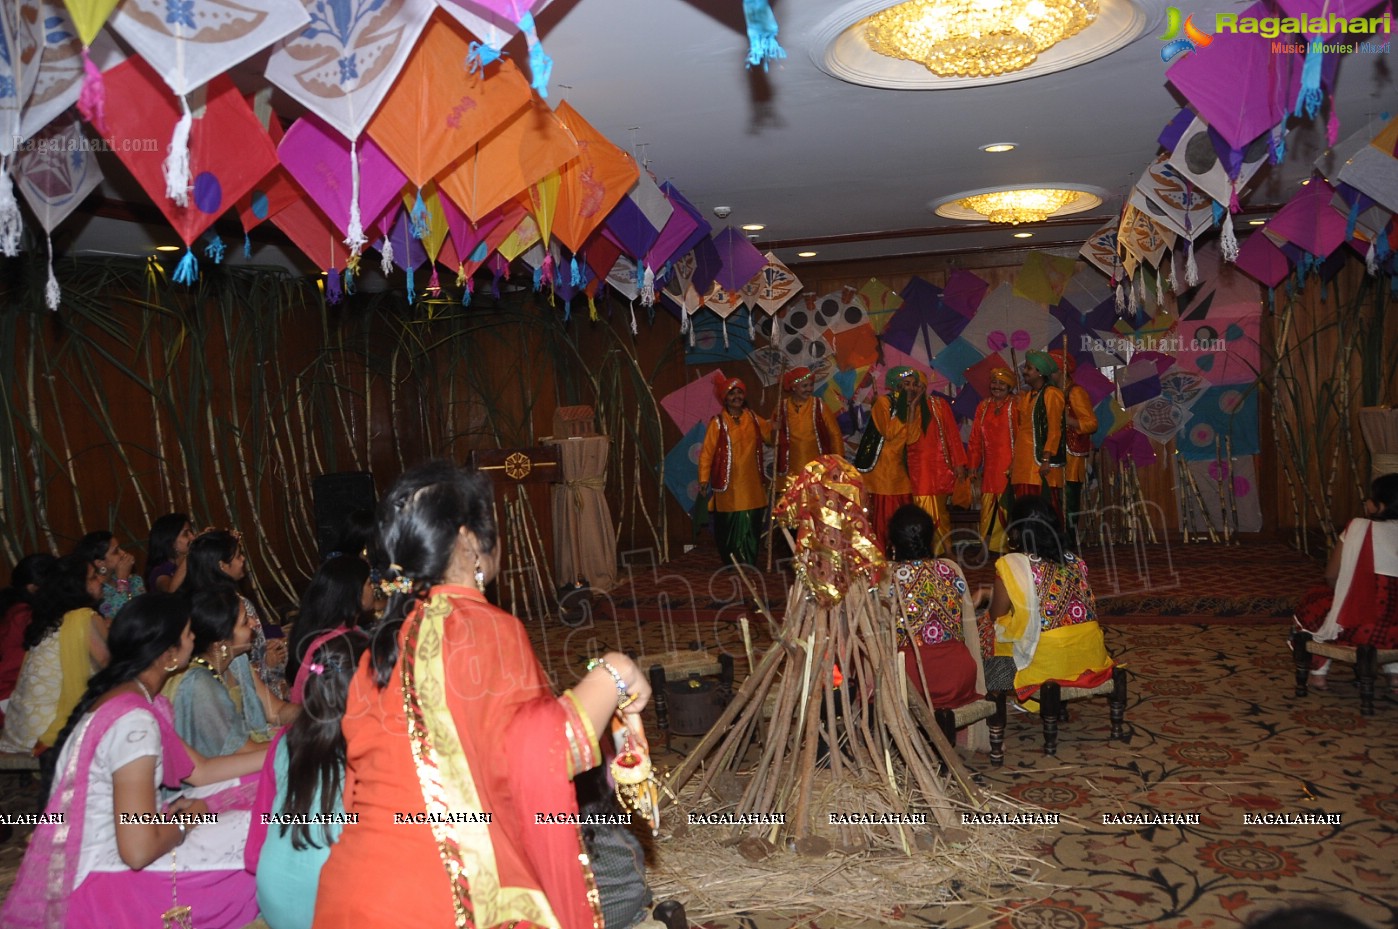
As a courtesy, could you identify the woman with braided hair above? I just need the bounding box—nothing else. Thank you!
[313,461,652,929]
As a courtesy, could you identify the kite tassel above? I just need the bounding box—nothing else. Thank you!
[680,308,689,334]
[627,301,636,334]
[640,265,655,307]
[325,266,343,304]
[345,139,367,254]
[748,308,755,339]
[406,265,416,305]
[743,0,788,69]
[172,248,198,286]
[1220,212,1238,263]
[589,294,599,322]
[1114,280,1127,313]
[570,256,582,287]
[45,236,60,311]
[1228,179,1240,214]
[380,238,394,277]
[203,233,225,264]
[1155,263,1165,306]
[77,47,109,135]
[1186,240,1200,287]
[563,297,572,322]
[163,97,193,207]
[0,169,21,257]
[722,316,729,348]
[533,264,544,291]
[243,233,252,258]
[343,266,356,296]
[427,266,441,294]
[519,13,554,98]
[1169,250,1181,293]
[1327,97,1339,147]
[541,253,555,287]
[1345,199,1361,242]
[462,277,473,306]
[1293,46,1323,119]
[1366,239,1378,275]
[1128,279,1140,315]
[1270,125,1286,164]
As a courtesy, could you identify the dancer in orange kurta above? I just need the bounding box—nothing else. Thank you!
[773,366,843,490]
[1012,351,1066,521]
[906,384,968,558]
[1048,349,1099,549]
[699,376,773,566]
[853,367,923,553]
[968,367,1016,555]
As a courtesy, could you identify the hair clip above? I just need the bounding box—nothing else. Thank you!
[378,575,415,597]
[307,662,325,676]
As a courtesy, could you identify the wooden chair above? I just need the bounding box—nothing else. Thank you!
[1037,667,1129,756]
[1292,630,1398,716]
[933,692,1008,766]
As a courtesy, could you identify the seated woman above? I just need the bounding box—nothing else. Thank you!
[1294,473,1398,691]
[184,530,288,699]
[0,554,109,754]
[313,461,652,929]
[285,554,375,690]
[145,512,195,594]
[173,587,295,758]
[0,553,57,723]
[882,504,983,713]
[248,629,367,929]
[0,593,266,929]
[72,531,146,620]
[986,495,1115,708]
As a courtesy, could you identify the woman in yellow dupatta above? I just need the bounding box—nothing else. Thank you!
[314,462,652,929]
[987,495,1114,709]
[0,553,110,754]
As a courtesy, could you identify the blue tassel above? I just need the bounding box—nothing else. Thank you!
[743,0,787,70]
[1270,126,1286,164]
[410,190,430,240]
[467,41,504,74]
[243,233,251,258]
[462,280,472,307]
[518,14,553,98]
[533,264,543,291]
[343,267,356,296]
[325,266,342,304]
[564,296,572,321]
[1266,286,1275,312]
[1377,230,1392,264]
[172,248,198,285]
[634,259,644,288]
[1294,46,1323,118]
[203,234,225,264]
[1345,200,1361,242]
[491,272,502,300]
[406,265,416,304]
[1211,200,1224,228]
[570,256,582,286]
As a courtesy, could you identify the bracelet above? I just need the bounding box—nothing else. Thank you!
[587,657,635,709]
[175,819,187,843]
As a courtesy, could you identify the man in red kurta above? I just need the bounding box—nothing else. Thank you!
[1049,349,1099,549]
[772,366,843,491]
[699,375,772,566]
[906,381,968,558]
[968,366,1016,555]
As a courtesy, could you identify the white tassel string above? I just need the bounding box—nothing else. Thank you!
[1185,241,1200,287]
[0,164,21,257]
[45,234,60,311]
[380,237,394,276]
[163,95,193,206]
[345,138,366,254]
[1220,212,1239,263]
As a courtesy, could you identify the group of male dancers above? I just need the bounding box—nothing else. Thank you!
[696,351,1098,567]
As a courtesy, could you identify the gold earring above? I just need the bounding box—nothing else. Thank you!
[164,661,179,673]
[219,642,230,661]
[474,558,485,590]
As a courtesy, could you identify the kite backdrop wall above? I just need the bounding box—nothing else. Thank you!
[658,241,1266,522]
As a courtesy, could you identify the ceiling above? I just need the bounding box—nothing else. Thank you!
[58,0,1398,275]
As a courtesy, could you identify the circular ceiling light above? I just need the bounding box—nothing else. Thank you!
[933,184,1104,224]
[741,223,766,231]
[981,143,1018,153]
[813,0,1153,90]
[797,251,818,257]
[1013,232,1034,238]
[154,245,181,252]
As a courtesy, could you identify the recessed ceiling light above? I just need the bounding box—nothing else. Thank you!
[1300,178,1311,185]
[1013,232,1033,238]
[154,245,181,252]
[797,251,817,258]
[1248,219,1265,226]
[741,223,765,232]
[981,143,1017,153]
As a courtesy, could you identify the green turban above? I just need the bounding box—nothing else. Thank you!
[886,366,919,389]
[1026,351,1059,376]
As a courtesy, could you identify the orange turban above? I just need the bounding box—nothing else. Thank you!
[989,367,1015,388]
[1047,349,1077,375]
[713,373,746,402]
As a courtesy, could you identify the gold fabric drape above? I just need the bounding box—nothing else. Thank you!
[548,436,617,592]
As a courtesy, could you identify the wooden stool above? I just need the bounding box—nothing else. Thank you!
[1038,667,1129,756]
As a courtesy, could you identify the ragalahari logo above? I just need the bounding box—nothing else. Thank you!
[1160,7,1214,62]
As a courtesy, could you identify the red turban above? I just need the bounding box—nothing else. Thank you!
[782,366,812,391]
[1047,349,1077,376]
[713,373,746,402]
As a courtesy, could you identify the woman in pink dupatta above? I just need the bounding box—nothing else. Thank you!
[1295,474,1398,692]
[1,593,267,929]
[314,462,653,929]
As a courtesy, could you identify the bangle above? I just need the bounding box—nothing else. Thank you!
[587,657,635,709]
[175,819,187,843]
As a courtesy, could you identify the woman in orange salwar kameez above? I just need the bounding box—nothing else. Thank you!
[314,462,651,929]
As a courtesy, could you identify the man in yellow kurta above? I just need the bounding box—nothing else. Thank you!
[1049,349,1099,550]
[773,366,843,490]
[853,367,923,553]
[1011,351,1066,523]
[699,375,772,566]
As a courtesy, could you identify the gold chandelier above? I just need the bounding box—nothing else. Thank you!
[863,0,1100,78]
[957,189,1083,224]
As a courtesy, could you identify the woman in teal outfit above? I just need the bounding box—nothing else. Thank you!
[246,629,367,929]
